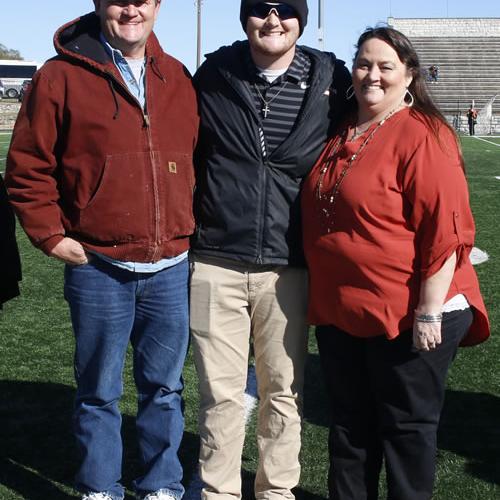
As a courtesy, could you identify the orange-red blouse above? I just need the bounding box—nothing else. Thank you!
[302,108,489,346]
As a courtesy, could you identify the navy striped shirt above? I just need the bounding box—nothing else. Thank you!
[247,47,312,156]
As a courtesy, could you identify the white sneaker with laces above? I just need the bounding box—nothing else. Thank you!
[142,490,177,500]
[82,493,114,500]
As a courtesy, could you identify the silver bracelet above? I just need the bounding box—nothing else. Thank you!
[414,311,443,323]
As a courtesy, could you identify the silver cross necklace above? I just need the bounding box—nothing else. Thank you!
[253,81,288,118]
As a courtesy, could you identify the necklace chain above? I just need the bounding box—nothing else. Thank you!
[253,81,288,118]
[351,122,371,141]
[315,106,402,233]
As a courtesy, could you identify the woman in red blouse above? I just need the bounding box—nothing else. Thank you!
[302,27,489,500]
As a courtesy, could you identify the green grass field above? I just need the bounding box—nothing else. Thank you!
[0,133,499,499]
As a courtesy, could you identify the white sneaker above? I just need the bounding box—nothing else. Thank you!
[82,493,114,500]
[142,490,177,500]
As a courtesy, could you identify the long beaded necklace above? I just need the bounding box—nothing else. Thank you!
[315,106,403,233]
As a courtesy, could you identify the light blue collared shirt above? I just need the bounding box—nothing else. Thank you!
[90,33,188,273]
[101,33,146,109]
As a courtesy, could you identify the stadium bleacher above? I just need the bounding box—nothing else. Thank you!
[389,18,500,134]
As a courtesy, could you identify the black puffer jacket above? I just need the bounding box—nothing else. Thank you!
[192,41,351,266]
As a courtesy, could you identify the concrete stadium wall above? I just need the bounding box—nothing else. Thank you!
[388,17,500,38]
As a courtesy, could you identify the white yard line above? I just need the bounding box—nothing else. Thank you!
[473,136,500,147]
[184,365,258,500]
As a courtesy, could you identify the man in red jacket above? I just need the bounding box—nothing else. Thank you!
[5,2,198,500]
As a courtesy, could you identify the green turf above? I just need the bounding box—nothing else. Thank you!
[0,134,499,499]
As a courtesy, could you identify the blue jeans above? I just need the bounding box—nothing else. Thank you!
[64,257,189,499]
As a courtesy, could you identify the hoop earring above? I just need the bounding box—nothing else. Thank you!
[405,88,414,107]
[346,85,355,100]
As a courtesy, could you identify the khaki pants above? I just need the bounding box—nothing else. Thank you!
[190,255,309,500]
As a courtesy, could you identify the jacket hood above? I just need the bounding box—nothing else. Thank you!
[203,40,340,77]
[198,41,344,103]
[53,12,164,71]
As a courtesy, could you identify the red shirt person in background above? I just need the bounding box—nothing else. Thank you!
[467,104,478,136]
[302,27,489,500]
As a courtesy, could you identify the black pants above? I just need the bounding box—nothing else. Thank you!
[468,119,475,136]
[316,309,473,500]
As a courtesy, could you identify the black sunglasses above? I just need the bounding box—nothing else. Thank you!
[249,3,298,21]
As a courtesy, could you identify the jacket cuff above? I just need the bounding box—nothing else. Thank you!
[38,234,65,255]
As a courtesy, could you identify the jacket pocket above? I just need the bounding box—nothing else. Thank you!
[78,152,152,243]
[157,151,196,240]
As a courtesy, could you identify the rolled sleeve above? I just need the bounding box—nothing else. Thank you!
[403,128,475,279]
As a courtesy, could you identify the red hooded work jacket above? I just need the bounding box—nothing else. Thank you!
[6,13,198,263]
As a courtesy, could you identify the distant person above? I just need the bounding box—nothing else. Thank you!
[0,173,21,309]
[302,27,490,500]
[428,64,438,82]
[190,0,351,499]
[467,105,478,135]
[5,1,198,499]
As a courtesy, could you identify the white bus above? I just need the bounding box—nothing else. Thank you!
[0,59,41,99]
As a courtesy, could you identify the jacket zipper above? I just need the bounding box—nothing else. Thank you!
[142,68,161,262]
[143,111,161,262]
[256,125,268,264]
[222,72,270,264]
[255,60,334,262]
[105,69,161,261]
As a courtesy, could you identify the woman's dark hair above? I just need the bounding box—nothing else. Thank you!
[353,26,459,146]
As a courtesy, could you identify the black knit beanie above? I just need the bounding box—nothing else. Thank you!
[240,0,309,35]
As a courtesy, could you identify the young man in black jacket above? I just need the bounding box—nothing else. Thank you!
[190,2,350,498]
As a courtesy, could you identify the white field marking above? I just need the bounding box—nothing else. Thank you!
[183,365,259,500]
[495,176,500,180]
[0,132,12,135]
[243,364,259,420]
[474,136,500,147]
[470,247,489,265]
